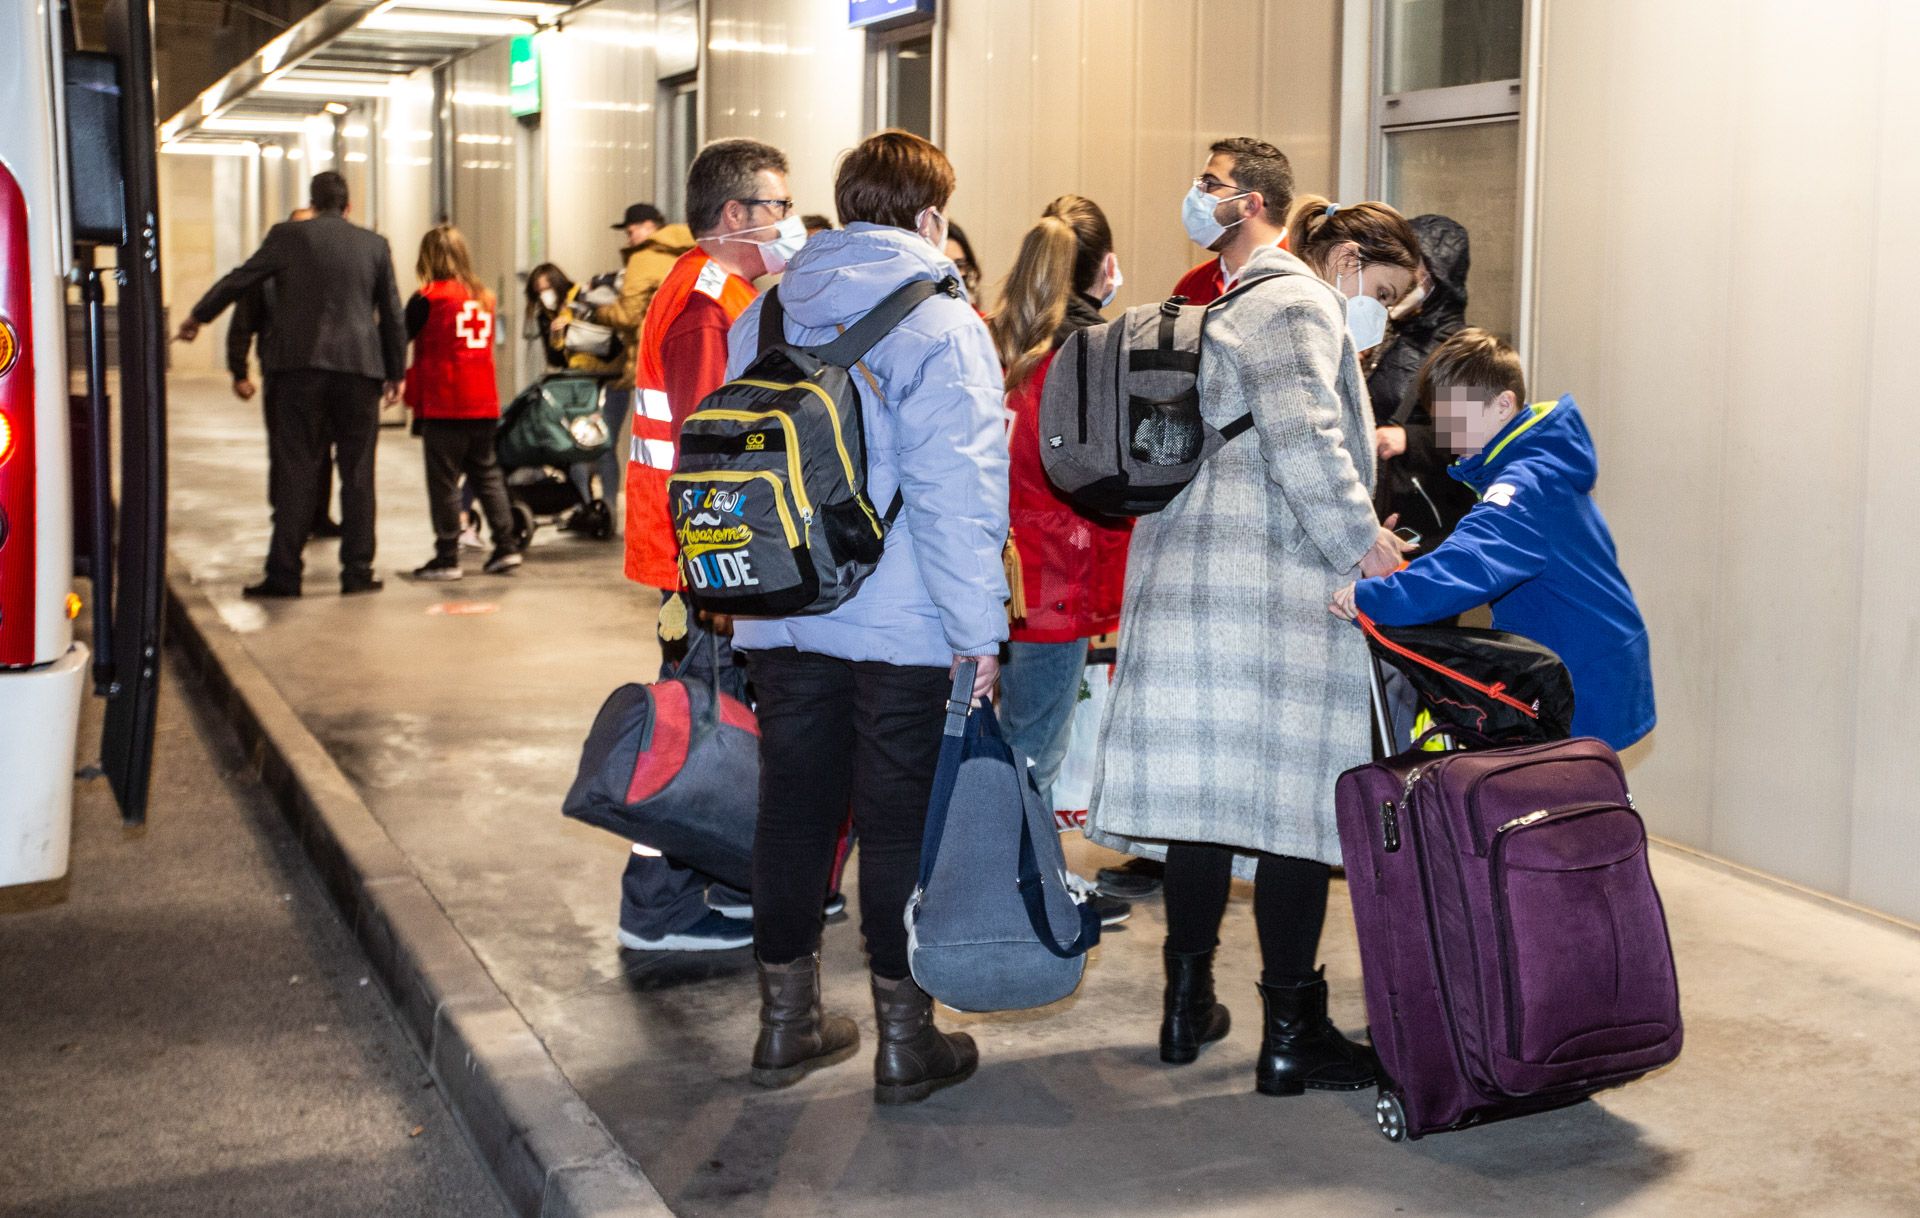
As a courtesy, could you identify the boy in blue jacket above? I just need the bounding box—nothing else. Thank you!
[1331,329,1655,750]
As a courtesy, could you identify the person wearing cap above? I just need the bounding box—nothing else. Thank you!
[578,203,695,525]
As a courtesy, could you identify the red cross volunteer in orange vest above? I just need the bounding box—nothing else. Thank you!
[625,221,768,588]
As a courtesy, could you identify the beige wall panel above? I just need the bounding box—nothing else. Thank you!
[1075,0,1138,297]
[940,0,998,261]
[1130,0,1199,299]
[160,154,224,375]
[1258,0,1339,197]
[450,43,520,402]
[1026,0,1084,225]
[1845,5,1920,923]
[704,0,864,227]
[543,0,659,282]
[977,0,1038,295]
[1704,8,1877,892]
[377,72,438,257]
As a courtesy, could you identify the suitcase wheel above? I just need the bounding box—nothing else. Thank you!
[1374,1090,1408,1143]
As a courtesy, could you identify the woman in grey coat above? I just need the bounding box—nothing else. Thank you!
[1088,184,1422,1096]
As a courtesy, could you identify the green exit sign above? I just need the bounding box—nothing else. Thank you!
[509,34,541,116]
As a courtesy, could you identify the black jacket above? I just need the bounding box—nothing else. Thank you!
[225,281,272,382]
[192,211,407,382]
[1365,214,1478,544]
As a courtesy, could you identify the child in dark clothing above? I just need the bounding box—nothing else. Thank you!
[1331,328,1655,750]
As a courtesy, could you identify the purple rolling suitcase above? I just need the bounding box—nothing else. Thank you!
[1336,703,1683,1141]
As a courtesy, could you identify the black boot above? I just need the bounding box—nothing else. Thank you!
[1255,968,1377,1095]
[871,974,977,1105]
[749,955,858,1089]
[1160,947,1231,1064]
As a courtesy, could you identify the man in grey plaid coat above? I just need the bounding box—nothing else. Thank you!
[1088,245,1388,871]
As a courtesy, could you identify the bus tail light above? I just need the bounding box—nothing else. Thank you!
[0,163,37,666]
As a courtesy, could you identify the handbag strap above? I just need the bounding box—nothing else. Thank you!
[915,661,977,888]
[1016,805,1102,959]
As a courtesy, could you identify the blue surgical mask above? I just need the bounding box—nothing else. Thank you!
[1099,256,1124,309]
[1181,184,1249,249]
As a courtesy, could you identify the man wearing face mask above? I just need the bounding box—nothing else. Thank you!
[1170,137,1295,307]
[607,139,801,954]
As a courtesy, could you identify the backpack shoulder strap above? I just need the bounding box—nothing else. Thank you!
[756,285,786,357]
[813,275,957,368]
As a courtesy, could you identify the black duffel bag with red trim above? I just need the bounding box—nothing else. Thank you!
[562,631,758,891]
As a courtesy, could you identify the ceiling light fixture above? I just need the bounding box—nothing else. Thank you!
[359,11,536,36]
[257,75,404,99]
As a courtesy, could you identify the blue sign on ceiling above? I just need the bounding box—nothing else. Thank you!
[849,0,935,28]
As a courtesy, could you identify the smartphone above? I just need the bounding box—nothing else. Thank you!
[1393,525,1423,550]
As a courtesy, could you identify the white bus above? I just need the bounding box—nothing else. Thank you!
[1,0,168,887]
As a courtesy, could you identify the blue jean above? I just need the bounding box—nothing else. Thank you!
[568,385,628,511]
[997,639,1090,810]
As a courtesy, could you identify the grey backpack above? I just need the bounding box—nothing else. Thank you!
[1037,267,1332,516]
[906,661,1101,1013]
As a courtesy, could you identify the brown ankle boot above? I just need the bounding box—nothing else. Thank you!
[871,974,978,1105]
[749,955,858,1088]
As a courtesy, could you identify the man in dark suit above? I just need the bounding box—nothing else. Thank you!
[177,171,405,597]
[227,206,340,541]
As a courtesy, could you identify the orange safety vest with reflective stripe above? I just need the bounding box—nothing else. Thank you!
[623,248,757,589]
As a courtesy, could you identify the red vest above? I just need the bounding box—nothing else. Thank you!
[404,279,499,419]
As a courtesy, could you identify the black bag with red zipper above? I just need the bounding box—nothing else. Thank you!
[1359,613,1575,748]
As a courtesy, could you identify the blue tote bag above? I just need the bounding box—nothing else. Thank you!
[905,661,1101,1012]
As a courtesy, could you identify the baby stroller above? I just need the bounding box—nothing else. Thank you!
[496,373,616,546]
[1358,613,1576,754]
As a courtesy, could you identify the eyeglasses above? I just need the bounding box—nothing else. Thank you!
[737,197,795,219]
[1192,175,1244,197]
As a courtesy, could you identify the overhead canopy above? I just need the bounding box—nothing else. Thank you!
[162,0,570,145]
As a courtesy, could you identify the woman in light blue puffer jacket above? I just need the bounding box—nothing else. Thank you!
[727,131,1008,1105]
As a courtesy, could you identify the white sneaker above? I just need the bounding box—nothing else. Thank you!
[458,524,484,551]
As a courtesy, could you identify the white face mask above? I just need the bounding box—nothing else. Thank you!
[917,206,950,253]
[715,214,808,275]
[1181,184,1249,250]
[1099,254,1124,309]
[1338,264,1391,352]
[538,288,559,312]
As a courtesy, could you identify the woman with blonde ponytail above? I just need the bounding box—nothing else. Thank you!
[986,196,1133,926]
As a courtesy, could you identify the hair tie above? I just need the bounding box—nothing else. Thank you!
[1324,203,1339,218]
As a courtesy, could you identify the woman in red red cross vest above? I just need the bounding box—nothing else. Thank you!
[403,224,521,580]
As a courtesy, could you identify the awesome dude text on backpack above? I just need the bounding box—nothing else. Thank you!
[1037,262,1345,516]
[667,276,960,614]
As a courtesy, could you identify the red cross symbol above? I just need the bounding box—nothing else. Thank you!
[455,299,493,349]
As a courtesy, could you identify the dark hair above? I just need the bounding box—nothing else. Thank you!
[686,138,790,236]
[834,129,956,229]
[944,219,981,295]
[524,262,573,311]
[1415,327,1528,408]
[1287,195,1422,280]
[1209,137,1293,223]
[801,213,835,234]
[988,195,1114,391]
[310,171,349,212]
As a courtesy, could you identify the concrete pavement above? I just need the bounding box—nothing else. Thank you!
[162,371,1920,1217]
[0,649,511,1218]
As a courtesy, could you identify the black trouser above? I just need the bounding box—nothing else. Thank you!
[266,369,380,584]
[745,647,948,980]
[1163,842,1332,987]
[260,374,335,533]
[419,418,513,558]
